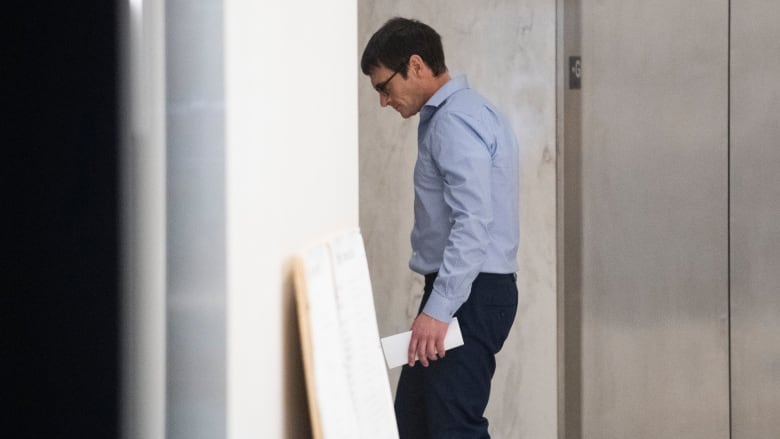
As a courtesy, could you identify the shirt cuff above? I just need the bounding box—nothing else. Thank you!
[421,290,457,323]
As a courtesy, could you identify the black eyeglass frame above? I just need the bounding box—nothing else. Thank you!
[374,60,408,96]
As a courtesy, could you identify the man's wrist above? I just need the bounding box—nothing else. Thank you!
[421,291,456,323]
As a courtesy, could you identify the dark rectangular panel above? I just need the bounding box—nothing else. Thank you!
[9,2,120,437]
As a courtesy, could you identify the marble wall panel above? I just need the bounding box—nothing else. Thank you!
[358,1,557,437]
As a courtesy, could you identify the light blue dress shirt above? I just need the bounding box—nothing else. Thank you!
[411,75,520,323]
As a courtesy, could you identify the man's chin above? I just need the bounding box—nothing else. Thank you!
[398,109,418,119]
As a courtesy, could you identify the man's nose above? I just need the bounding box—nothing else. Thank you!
[380,93,389,107]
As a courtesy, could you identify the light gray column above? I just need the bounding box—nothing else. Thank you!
[120,0,166,438]
[165,0,226,437]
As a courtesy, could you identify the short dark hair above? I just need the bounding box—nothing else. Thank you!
[361,17,447,78]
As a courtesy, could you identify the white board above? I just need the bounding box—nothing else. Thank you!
[294,229,399,439]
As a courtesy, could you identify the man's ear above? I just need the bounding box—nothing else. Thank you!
[408,54,427,78]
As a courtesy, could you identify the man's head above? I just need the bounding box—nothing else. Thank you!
[361,18,450,118]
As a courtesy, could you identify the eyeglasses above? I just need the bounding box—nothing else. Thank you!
[374,62,407,97]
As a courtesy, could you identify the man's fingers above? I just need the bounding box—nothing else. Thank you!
[426,341,438,361]
[407,336,418,367]
[408,313,449,367]
[435,338,446,359]
[417,339,429,367]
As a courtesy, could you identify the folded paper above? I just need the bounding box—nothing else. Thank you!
[380,318,464,369]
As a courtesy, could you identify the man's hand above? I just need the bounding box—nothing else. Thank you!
[408,313,449,367]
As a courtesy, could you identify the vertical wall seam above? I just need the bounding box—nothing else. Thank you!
[727,0,733,438]
[554,0,564,438]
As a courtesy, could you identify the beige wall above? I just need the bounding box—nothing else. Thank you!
[225,1,358,437]
[358,1,558,437]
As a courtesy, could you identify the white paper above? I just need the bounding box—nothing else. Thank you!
[301,245,361,439]
[329,231,399,439]
[380,318,465,369]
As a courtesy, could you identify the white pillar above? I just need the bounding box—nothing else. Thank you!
[224,1,359,437]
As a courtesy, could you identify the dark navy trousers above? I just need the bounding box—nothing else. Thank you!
[395,272,518,439]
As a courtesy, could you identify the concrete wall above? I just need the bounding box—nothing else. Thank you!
[358,1,558,437]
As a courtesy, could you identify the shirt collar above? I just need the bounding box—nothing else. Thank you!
[420,75,469,121]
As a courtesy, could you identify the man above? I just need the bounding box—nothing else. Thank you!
[361,17,520,439]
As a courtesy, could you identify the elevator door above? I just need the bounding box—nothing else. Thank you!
[730,0,780,437]
[562,0,731,438]
[562,0,780,438]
